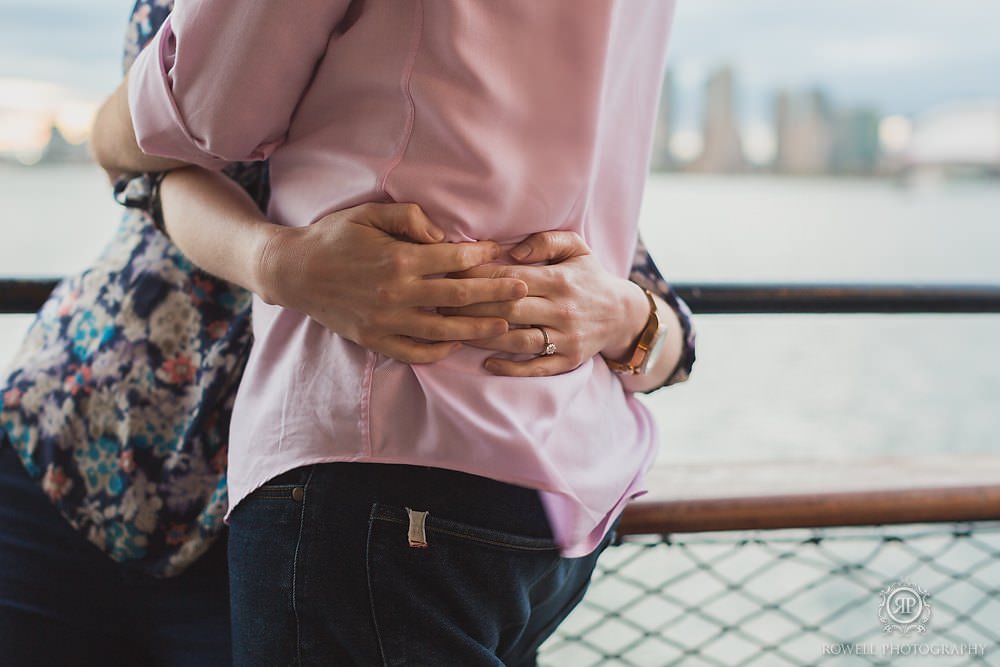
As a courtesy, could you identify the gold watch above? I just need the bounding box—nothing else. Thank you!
[605,288,667,376]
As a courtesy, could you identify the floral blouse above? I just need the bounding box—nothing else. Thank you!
[0,0,694,578]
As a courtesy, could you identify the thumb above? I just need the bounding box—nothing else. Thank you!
[509,231,591,264]
[358,203,446,243]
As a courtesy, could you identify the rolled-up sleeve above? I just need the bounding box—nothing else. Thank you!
[127,0,350,170]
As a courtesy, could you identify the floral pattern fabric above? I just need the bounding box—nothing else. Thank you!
[631,236,697,386]
[0,0,258,577]
[0,0,694,578]
[0,206,253,576]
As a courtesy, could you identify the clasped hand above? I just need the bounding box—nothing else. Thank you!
[257,203,643,375]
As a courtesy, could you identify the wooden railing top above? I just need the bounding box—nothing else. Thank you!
[619,455,1000,535]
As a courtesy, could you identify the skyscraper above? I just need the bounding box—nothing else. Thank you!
[773,87,833,174]
[830,108,880,174]
[650,69,676,171]
[694,66,744,172]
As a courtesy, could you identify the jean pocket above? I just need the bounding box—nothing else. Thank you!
[370,504,560,553]
[365,503,565,666]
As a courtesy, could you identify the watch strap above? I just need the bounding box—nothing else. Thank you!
[605,288,660,375]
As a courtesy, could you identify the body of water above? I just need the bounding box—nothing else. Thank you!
[2,164,998,465]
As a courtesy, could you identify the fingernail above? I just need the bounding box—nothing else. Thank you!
[510,244,531,261]
[484,360,499,373]
[430,230,445,241]
[512,282,528,298]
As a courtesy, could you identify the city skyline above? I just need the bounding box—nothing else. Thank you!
[655,66,885,173]
[651,64,999,176]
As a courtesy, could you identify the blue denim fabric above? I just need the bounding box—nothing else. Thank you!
[0,439,231,667]
[228,462,612,666]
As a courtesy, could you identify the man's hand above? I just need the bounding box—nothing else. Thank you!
[256,203,529,364]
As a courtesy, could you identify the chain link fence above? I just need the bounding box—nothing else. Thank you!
[540,522,1000,666]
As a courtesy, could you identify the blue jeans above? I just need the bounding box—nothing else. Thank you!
[0,440,231,667]
[229,462,612,666]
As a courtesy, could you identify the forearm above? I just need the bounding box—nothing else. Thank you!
[158,170,523,364]
[158,166,278,297]
[91,74,188,178]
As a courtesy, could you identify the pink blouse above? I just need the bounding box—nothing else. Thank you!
[129,0,676,556]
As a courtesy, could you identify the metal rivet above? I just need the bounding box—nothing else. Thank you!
[291,487,304,502]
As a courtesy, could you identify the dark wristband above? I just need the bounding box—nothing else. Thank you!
[112,171,169,236]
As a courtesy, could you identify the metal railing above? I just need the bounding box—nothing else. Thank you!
[4,279,1000,315]
[538,454,1000,665]
[542,522,1000,666]
[3,279,1000,666]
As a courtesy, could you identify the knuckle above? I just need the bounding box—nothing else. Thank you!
[551,271,572,292]
[449,283,471,305]
[535,234,556,251]
[402,203,422,221]
[455,246,478,268]
[373,285,398,306]
[500,278,524,297]
[503,270,523,283]
[424,322,449,340]
[473,321,497,338]
[557,301,577,321]
[388,249,412,274]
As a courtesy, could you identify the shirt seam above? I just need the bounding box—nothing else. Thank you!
[361,352,375,457]
[376,0,424,195]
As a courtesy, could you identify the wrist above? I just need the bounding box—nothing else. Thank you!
[619,293,683,392]
[253,223,297,306]
[601,280,650,361]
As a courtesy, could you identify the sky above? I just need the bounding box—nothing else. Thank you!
[666,0,1000,129]
[1,0,999,154]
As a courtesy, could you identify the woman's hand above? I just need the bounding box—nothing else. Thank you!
[255,203,529,364]
[443,231,650,376]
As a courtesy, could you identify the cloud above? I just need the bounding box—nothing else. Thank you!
[812,35,942,72]
[666,0,1000,118]
[0,2,130,94]
[0,78,100,112]
[0,78,100,152]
